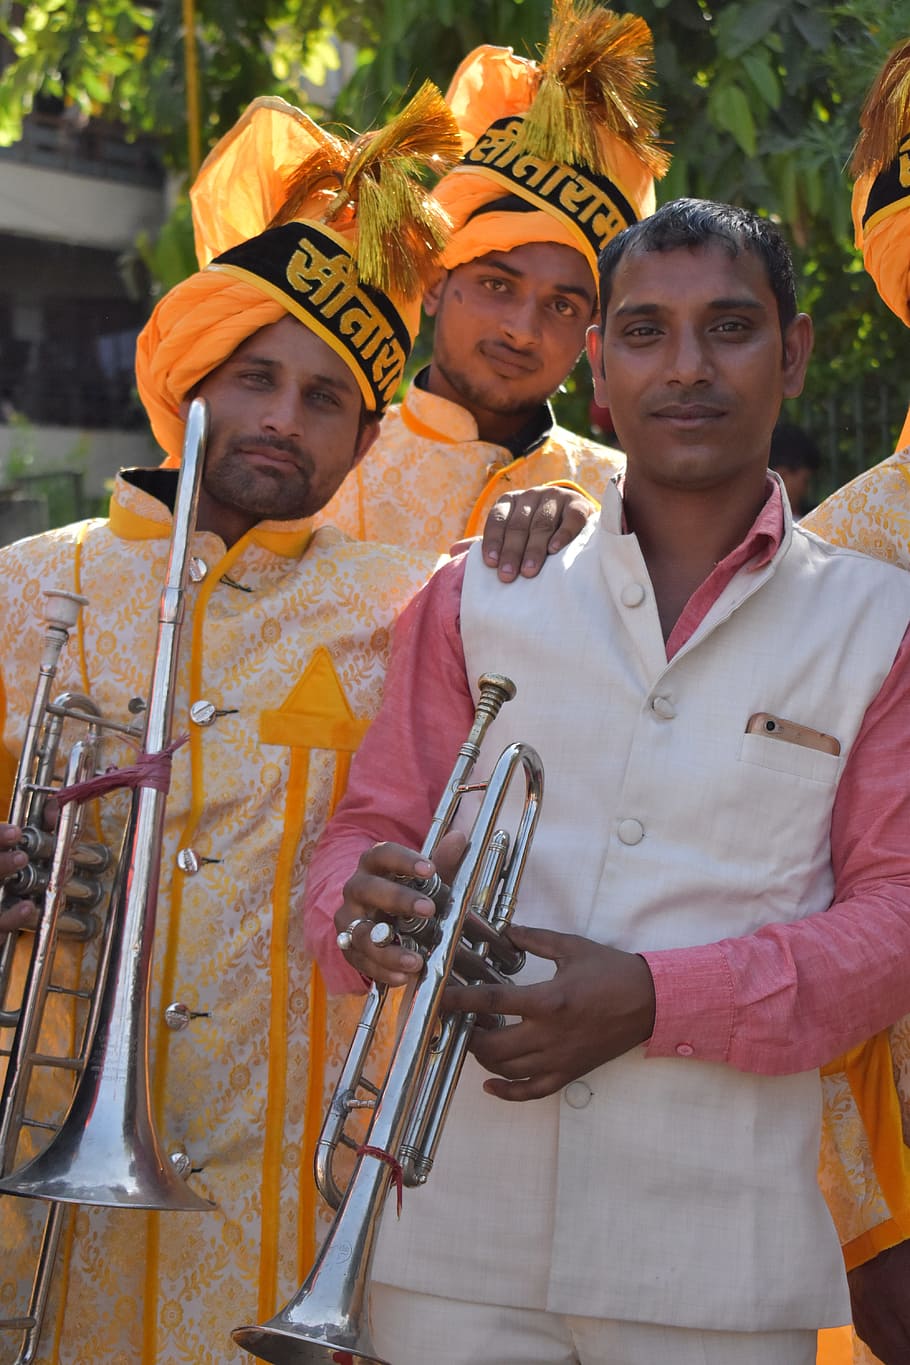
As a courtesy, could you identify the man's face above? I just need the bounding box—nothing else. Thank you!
[425,241,597,424]
[586,242,813,496]
[190,315,377,543]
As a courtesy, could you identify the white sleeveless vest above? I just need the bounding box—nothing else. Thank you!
[372,481,910,1331]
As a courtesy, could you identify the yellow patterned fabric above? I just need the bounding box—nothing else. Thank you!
[315,380,624,551]
[804,448,910,1365]
[805,447,910,569]
[0,472,434,1365]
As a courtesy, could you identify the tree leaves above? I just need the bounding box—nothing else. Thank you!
[741,51,781,110]
[708,81,757,156]
[714,0,786,61]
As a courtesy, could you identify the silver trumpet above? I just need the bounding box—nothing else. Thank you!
[233,673,543,1365]
[0,398,212,1365]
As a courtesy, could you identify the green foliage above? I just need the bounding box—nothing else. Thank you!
[0,409,38,481]
[0,1,155,146]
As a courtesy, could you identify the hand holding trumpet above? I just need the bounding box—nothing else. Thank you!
[335,833,657,1101]
[334,830,467,986]
[447,927,656,1102]
[0,823,32,933]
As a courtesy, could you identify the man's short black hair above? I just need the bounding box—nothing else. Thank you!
[597,198,798,334]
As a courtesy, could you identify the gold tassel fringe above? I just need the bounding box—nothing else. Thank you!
[267,138,350,231]
[271,81,461,300]
[519,0,669,178]
[851,40,910,179]
[331,81,462,297]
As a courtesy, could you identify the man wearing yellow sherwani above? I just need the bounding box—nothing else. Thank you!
[802,40,910,1365]
[314,1,670,558]
[0,89,461,1365]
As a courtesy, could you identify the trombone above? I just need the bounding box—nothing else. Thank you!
[233,672,543,1365]
[0,398,212,1364]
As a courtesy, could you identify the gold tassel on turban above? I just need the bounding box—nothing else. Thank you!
[136,86,462,464]
[850,40,910,326]
[434,0,669,282]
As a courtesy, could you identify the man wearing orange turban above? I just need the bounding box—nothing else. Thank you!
[316,0,670,567]
[803,40,910,1365]
[0,89,458,1365]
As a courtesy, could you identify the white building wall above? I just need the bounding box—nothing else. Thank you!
[0,161,165,248]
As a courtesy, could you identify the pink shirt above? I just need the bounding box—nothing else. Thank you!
[304,483,910,1075]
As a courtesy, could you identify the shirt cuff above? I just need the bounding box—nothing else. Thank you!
[640,943,736,1063]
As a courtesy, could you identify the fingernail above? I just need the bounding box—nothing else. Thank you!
[500,563,516,578]
[402,953,423,970]
[521,559,538,575]
[415,897,434,915]
[485,548,499,564]
[414,859,433,876]
[12,851,27,867]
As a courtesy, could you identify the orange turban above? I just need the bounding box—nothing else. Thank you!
[434,1,669,284]
[136,274,286,468]
[136,90,461,463]
[852,145,910,327]
[850,42,910,327]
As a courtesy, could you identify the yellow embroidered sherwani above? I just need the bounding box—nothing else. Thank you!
[804,448,910,1365]
[0,470,434,1365]
[315,380,624,551]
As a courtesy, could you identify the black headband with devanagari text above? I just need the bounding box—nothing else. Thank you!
[861,133,910,236]
[209,221,411,412]
[455,116,639,259]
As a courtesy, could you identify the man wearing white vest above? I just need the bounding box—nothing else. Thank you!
[304,199,910,1365]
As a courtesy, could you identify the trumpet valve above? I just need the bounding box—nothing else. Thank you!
[368,922,394,948]
[17,827,112,874]
[394,872,449,945]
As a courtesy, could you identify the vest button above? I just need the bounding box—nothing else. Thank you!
[620,582,646,608]
[651,695,677,720]
[675,1043,695,1057]
[564,1080,593,1109]
[617,818,644,845]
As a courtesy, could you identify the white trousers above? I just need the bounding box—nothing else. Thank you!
[369,1285,818,1365]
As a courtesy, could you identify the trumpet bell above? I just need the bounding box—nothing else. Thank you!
[233,1200,389,1364]
[232,1319,386,1365]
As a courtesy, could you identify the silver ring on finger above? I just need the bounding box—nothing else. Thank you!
[336,916,372,953]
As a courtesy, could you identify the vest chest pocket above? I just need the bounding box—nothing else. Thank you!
[738,730,841,785]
